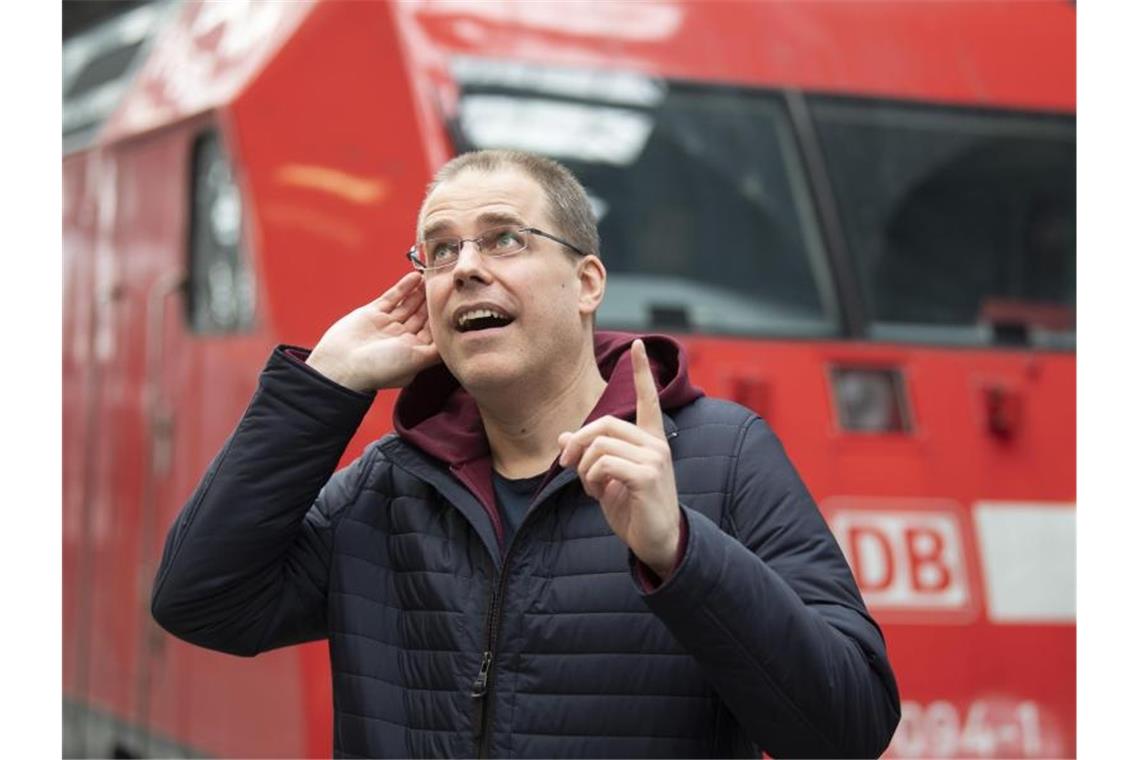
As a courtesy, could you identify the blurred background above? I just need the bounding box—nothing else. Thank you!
[62,1,1076,757]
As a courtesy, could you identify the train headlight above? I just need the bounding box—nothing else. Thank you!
[831,367,911,433]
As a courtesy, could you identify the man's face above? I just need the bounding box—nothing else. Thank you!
[418,167,602,394]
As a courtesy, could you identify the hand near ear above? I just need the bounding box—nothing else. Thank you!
[306,272,439,392]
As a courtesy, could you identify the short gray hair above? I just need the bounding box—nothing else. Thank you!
[420,149,600,258]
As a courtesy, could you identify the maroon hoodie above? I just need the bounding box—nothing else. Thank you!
[393,331,704,548]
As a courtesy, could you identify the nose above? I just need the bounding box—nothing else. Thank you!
[451,238,491,287]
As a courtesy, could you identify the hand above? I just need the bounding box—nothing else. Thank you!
[558,339,681,578]
[306,272,439,392]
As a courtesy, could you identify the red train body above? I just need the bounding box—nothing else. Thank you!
[63,1,1076,756]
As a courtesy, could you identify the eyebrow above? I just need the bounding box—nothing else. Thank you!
[422,211,527,241]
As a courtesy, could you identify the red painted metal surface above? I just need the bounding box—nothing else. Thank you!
[63,1,1076,757]
[395,0,1075,112]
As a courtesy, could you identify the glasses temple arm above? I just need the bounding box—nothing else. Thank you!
[526,228,587,257]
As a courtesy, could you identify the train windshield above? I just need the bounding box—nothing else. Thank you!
[450,58,1075,348]
[810,99,1076,348]
[451,58,840,338]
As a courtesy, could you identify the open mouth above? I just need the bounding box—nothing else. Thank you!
[454,307,515,333]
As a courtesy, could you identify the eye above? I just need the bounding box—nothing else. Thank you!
[428,239,460,265]
[489,228,523,252]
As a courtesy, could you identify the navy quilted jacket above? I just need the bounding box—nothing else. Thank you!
[151,332,900,758]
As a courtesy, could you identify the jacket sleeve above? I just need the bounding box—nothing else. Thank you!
[634,415,901,758]
[150,346,376,657]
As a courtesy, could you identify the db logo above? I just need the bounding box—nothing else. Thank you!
[823,499,980,623]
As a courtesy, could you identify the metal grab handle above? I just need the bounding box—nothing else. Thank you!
[134,270,186,754]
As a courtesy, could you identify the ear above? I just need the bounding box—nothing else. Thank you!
[576,254,606,318]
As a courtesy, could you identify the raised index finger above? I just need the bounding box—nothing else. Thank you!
[632,339,664,436]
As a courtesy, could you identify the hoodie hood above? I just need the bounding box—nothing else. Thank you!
[394,331,704,466]
[393,331,704,548]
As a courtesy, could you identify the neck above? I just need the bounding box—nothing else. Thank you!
[475,347,607,479]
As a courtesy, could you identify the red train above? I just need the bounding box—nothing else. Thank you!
[63,1,1076,756]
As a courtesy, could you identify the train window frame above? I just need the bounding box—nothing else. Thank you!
[185,129,257,335]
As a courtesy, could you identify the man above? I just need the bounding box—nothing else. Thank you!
[152,149,900,757]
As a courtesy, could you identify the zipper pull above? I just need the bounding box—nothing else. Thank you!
[471,650,493,698]
[471,650,494,741]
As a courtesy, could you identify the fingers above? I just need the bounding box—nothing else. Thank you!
[581,454,652,502]
[573,434,657,483]
[632,339,664,436]
[568,430,667,503]
[599,477,630,506]
[410,313,439,365]
[415,318,433,346]
[373,271,423,312]
[403,301,427,336]
[558,415,666,470]
[392,282,428,323]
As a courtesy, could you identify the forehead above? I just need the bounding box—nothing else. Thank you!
[418,168,550,237]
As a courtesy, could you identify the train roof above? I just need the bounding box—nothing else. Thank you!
[396,1,1075,110]
[68,0,1074,152]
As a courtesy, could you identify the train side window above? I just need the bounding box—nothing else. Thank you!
[187,131,256,334]
[63,2,168,154]
[809,98,1075,349]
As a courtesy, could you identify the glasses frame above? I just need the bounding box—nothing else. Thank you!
[406,225,586,273]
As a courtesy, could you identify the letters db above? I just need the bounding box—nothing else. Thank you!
[822,499,980,624]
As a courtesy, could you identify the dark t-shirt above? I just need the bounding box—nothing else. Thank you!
[492,471,546,548]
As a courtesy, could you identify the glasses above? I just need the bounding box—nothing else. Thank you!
[406,225,586,273]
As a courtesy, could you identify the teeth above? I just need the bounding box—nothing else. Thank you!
[457,308,509,327]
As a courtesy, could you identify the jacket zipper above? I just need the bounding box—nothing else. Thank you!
[471,472,575,757]
[472,535,519,758]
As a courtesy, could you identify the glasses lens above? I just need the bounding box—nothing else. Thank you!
[422,237,460,269]
[479,226,527,257]
[417,226,528,270]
